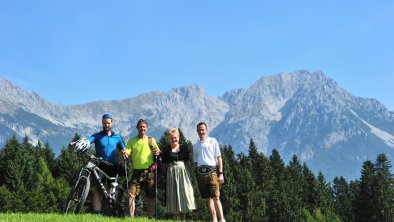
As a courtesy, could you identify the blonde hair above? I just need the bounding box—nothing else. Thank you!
[167,128,180,140]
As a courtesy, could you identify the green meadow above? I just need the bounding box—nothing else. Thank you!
[0,213,174,222]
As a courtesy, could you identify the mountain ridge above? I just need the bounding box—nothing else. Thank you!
[1,71,393,180]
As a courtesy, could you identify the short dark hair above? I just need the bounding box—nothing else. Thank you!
[197,122,207,129]
[136,119,148,127]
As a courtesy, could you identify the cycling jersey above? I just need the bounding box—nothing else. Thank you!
[88,130,125,164]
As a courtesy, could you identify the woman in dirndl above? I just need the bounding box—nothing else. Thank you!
[162,128,196,220]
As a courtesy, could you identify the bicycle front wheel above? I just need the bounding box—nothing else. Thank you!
[63,175,90,213]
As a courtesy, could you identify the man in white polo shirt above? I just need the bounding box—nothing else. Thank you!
[193,122,225,222]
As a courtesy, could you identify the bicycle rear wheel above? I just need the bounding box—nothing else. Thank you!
[63,175,90,213]
[109,184,128,217]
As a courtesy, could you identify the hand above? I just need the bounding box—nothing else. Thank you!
[121,149,128,159]
[218,174,224,184]
[153,148,161,156]
[68,141,76,148]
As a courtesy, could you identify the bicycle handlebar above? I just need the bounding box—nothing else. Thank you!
[81,153,114,166]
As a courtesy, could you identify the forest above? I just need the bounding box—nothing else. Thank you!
[0,130,393,222]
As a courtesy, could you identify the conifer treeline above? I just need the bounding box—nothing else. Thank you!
[0,133,393,221]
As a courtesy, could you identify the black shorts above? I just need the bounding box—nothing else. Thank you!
[97,162,118,185]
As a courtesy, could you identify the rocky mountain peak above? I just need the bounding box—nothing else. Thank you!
[1,71,393,180]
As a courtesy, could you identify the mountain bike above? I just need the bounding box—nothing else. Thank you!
[62,153,129,217]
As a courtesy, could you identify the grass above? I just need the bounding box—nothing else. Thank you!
[0,213,173,222]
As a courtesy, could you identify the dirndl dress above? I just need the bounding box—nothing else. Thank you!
[166,161,196,214]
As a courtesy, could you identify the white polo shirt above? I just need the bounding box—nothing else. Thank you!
[193,136,221,167]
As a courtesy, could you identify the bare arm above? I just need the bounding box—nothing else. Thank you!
[217,156,224,184]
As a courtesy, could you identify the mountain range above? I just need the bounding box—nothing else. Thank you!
[1,70,393,181]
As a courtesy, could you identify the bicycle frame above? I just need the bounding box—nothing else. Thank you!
[63,154,127,216]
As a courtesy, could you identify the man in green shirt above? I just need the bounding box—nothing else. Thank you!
[125,119,160,218]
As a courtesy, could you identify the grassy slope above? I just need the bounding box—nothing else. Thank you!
[0,213,172,222]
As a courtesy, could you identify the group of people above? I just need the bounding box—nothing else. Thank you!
[69,113,226,222]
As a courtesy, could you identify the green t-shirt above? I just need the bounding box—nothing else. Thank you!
[125,136,160,169]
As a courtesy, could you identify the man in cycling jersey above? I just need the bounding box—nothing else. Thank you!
[70,113,127,214]
[88,113,128,214]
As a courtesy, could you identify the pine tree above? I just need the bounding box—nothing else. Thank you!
[0,136,26,192]
[26,157,56,212]
[332,176,354,222]
[35,157,69,212]
[246,139,271,220]
[302,164,318,214]
[232,143,267,221]
[237,166,266,221]
[0,135,40,212]
[354,160,375,222]
[0,186,21,212]
[267,149,291,221]
[220,145,243,221]
[316,171,338,220]
[348,180,358,219]
[37,142,56,175]
[20,136,36,191]
[21,135,34,152]
[0,135,23,190]
[248,139,269,189]
[55,147,83,186]
[371,153,394,221]
[0,136,25,212]
[286,155,305,221]
[55,133,83,185]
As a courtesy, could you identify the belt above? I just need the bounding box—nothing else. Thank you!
[196,165,216,175]
[169,161,184,166]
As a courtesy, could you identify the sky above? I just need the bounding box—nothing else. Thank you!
[0,1,393,110]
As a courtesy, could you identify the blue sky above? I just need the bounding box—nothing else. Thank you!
[0,1,393,110]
